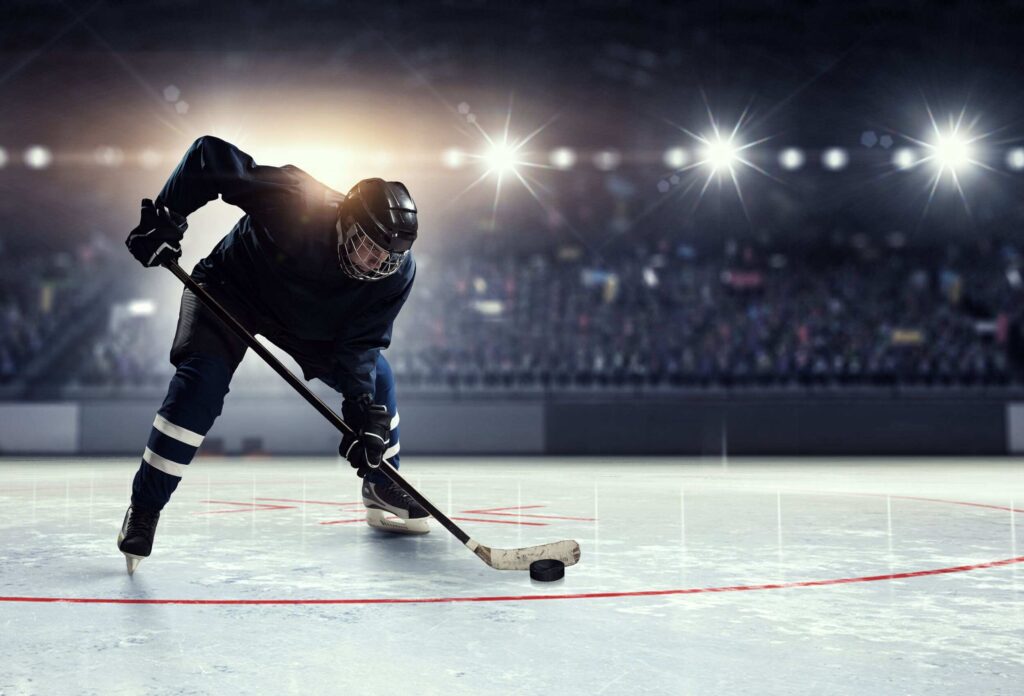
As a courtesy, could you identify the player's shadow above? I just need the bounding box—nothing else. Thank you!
[353,531,448,572]
[70,560,161,602]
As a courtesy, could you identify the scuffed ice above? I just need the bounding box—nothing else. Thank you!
[0,457,1022,695]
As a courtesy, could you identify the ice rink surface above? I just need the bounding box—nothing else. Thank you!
[0,456,1022,695]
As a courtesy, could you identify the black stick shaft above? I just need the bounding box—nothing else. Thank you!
[163,260,472,546]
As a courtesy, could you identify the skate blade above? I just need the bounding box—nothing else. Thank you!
[366,509,430,535]
[117,530,144,575]
[123,553,143,575]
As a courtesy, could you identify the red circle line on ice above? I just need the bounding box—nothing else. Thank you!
[1,493,1020,606]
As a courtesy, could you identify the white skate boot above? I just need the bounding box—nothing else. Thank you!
[362,477,430,535]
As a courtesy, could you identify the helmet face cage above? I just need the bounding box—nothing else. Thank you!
[337,221,408,281]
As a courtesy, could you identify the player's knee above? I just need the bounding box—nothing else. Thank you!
[161,354,235,429]
[374,354,396,403]
[375,353,393,381]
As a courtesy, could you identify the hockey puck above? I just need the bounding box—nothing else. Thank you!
[529,559,565,582]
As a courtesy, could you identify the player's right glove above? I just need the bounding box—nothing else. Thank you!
[338,398,391,478]
[125,198,188,268]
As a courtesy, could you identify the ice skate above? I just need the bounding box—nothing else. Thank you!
[362,476,430,535]
[117,505,160,575]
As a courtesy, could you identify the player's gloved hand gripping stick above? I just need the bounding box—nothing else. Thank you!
[339,396,391,478]
[126,199,188,267]
[162,259,580,572]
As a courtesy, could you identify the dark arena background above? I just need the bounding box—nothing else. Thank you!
[2,2,1023,694]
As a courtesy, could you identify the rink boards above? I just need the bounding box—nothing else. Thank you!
[1,394,1022,455]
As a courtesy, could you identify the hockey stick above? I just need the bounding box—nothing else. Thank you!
[163,260,580,571]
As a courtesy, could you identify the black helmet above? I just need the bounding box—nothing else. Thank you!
[337,178,418,281]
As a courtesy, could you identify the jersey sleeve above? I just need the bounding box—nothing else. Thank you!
[332,259,416,400]
[155,135,336,247]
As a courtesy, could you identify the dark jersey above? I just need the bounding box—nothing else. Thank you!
[155,136,415,400]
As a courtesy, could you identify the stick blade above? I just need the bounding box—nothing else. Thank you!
[473,539,581,571]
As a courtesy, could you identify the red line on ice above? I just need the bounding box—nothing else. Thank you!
[460,504,594,521]
[255,497,363,507]
[2,492,1018,606]
[198,500,295,514]
[319,516,549,527]
[853,493,1024,514]
[465,511,595,521]
[2,556,1022,606]
[321,513,552,524]
[451,516,547,526]
[462,505,547,513]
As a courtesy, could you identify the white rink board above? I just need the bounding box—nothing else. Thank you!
[0,403,78,454]
[1007,402,1024,453]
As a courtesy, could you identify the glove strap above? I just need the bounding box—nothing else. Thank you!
[147,241,181,267]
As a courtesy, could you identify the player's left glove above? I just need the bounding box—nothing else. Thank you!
[125,198,188,268]
[339,397,391,478]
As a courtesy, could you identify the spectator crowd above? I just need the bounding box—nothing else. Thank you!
[0,237,115,385]
[54,235,1023,392]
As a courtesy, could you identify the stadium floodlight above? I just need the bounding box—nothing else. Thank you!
[549,147,577,170]
[700,136,739,173]
[139,149,163,169]
[665,100,775,218]
[928,130,973,176]
[663,147,688,169]
[888,105,998,214]
[127,300,156,317]
[822,147,849,171]
[893,147,918,170]
[1005,147,1024,171]
[453,107,558,228]
[904,109,987,186]
[24,145,53,169]
[778,147,805,170]
[442,148,465,169]
[94,146,125,167]
[0,147,7,169]
[484,139,520,175]
[593,150,621,171]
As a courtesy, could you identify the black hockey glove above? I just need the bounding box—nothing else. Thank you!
[125,198,188,268]
[339,397,391,478]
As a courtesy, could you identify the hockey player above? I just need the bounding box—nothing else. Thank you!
[118,135,429,575]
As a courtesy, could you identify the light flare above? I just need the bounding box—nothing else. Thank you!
[663,97,778,221]
[894,104,999,216]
